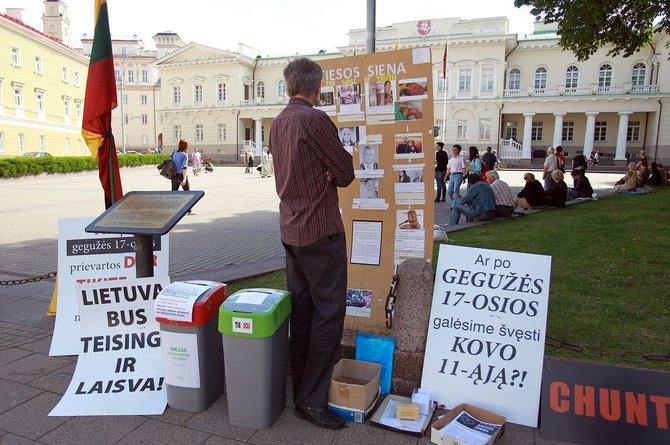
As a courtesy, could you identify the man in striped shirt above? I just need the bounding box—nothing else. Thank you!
[269,58,355,430]
[485,170,515,217]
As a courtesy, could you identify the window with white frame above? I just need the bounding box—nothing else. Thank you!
[218,83,227,103]
[598,64,613,87]
[77,139,82,154]
[457,119,468,139]
[115,69,121,83]
[63,98,71,117]
[141,94,148,105]
[39,135,46,151]
[594,121,607,142]
[75,100,82,119]
[62,66,68,82]
[480,68,495,93]
[141,69,149,83]
[173,125,182,142]
[256,81,265,99]
[11,46,21,66]
[13,84,23,108]
[195,124,204,141]
[141,113,148,125]
[173,86,181,106]
[34,56,42,74]
[142,135,149,145]
[631,63,646,87]
[36,91,45,112]
[534,67,547,89]
[18,133,25,152]
[562,121,575,142]
[505,122,517,140]
[0,132,4,152]
[127,69,135,83]
[74,71,80,87]
[65,138,71,153]
[458,69,471,92]
[479,119,492,140]
[627,121,641,142]
[218,123,227,141]
[194,84,203,105]
[565,65,579,88]
[436,68,448,95]
[508,68,521,90]
[531,121,543,141]
[277,80,287,97]
[434,119,443,138]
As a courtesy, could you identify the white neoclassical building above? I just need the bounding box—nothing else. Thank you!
[152,16,670,164]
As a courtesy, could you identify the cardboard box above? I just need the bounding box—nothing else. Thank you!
[368,394,437,437]
[430,403,506,445]
[329,359,381,411]
[328,392,379,424]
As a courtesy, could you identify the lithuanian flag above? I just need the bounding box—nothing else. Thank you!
[81,0,123,208]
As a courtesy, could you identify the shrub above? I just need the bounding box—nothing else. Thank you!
[0,154,169,178]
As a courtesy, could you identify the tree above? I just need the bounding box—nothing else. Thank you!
[514,0,669,61]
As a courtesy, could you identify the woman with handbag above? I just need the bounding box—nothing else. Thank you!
[171,139,193,215]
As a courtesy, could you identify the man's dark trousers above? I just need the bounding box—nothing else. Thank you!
[283,232,347,409]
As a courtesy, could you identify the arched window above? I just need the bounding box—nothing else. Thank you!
[508,68,521,90]
[276,79,286,97]
[598,64,613,87]
[256,81,265,99]
[565,65,579,89]
[631,62,646,86]
[534,67,547,90]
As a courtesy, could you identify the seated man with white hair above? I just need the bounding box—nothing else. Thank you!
[485,170,515,217]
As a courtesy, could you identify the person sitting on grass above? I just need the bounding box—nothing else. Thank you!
[637,160,650,187]
[658,164,668,184]
[612,162,637,192]
[448,173,496,226]
[513,172,546,210]
[566,168,593,200]
[545,170,568,207]
[647,162,663,186]
[484,170,515,217]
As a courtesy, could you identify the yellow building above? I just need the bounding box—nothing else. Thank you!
[0,3,88,157]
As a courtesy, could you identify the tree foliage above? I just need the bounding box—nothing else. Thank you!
[514,0,669,61]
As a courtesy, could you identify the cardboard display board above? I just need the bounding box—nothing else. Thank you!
[317,47,435,331]
[421,245,551,427]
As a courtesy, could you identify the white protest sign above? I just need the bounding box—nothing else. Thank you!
[50,217,169,356]
[161,331,201,388]
[421,245,551,427]
[50,276,170,416]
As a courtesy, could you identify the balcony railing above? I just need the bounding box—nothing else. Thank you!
[596,86,625,95]
[503,89,526,97]
[502,84,659,98]
[631,85,660,94]
[239,97,288,106]
[479,89,495,98]
[563,87,592,96]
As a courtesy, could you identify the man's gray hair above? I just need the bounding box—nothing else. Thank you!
[485,170,499,180]
[283,58,323,97]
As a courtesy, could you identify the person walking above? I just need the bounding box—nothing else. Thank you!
[434,142,448,202]
[268,58,354,430]
[191,148,202,176]
[171,139,193,215]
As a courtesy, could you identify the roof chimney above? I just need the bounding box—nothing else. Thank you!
[6,8,24,22]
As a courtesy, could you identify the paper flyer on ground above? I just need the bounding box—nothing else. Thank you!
[50,276,170,416]
[439,410,502,444]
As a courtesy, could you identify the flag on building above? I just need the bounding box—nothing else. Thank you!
[81,0,123,209]
[442,43,448,79]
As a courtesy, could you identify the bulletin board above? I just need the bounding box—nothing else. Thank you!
[317,47,435,331]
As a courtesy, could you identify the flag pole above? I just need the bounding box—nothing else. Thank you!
[441,39,448,144]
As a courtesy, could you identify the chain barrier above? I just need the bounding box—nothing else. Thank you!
[545,335,670,363]
[0,271,56,286]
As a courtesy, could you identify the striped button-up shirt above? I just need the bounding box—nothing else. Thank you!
[269,97,355,247]
[490,179,515,207]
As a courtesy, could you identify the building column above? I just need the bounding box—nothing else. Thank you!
[583,112,599,156]
[615,111,633,161]
[522,112,535,160]
[253,117,263,156]
[552,112,566,148]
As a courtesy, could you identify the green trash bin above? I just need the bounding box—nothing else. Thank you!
[218,288,291,429]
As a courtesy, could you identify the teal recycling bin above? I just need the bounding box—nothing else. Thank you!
[218,288,291,429]
[156,280,227,412]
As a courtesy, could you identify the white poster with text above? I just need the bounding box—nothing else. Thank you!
[50,217,169,356]
[421,245,551,427]
[50,277,170,416]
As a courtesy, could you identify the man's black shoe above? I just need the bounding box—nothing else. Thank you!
[434,198,440,202]
[295,406,345,429]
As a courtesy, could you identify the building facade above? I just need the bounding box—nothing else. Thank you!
[0,3,88,157]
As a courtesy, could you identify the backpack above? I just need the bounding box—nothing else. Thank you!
[158,152,177,179]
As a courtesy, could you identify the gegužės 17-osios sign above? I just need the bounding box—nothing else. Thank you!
[421,245,551,427]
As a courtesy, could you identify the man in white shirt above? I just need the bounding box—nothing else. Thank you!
[543,147,560,190]
[446,144,465,201]
[485,171,515,217]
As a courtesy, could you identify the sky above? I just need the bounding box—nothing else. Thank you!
[1,0,537,55]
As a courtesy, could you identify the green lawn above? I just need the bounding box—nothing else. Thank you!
[227,187,670,371]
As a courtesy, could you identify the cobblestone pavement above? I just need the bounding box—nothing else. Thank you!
[0,165,616,444]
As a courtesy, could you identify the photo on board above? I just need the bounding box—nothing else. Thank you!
[398,78,428,101]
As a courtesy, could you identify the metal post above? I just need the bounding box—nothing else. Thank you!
[134,235,154,278]
[119,64,126,154]
[366,0,376,54]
